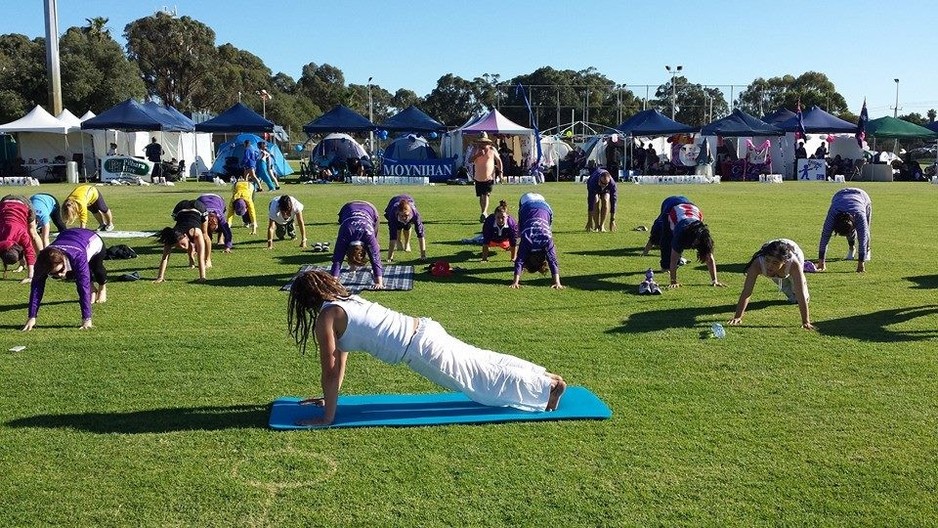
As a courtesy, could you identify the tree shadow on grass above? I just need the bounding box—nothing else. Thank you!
[205,272,295,288]
[815,305,938,342]
[906,275,938,290]
[0,299,71,314]
[5,404,269,434]
[567,246,647,258]
[606,300,785,334]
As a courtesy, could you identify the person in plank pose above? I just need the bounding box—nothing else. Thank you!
[642,195,723,288]
[729,238,814,330]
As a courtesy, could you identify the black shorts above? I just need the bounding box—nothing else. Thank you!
[474,180,493,197]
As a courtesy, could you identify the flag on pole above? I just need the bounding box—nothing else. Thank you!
[515,82,542,168]
[855,99,868,147]
[796,100,807,141]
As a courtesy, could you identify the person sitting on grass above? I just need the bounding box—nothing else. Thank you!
[196,193,233,254]
[383,194,426,262]
[23,228,108,331]
[331,201,383,290]
[228,179,257,235]
[817,187,872,273]
[267,195,308,250]
[287,269,567,426]
[585,168,617,232]
[154,199,208,283]
[481,199,518,262]
[511,193,562,289]
[29,193,68,249]
[0,194,42,283]
[63,184,114,231]
[729,238,814,330]
[642,195,723,289]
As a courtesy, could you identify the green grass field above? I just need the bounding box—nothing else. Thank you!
[1,180,936,526]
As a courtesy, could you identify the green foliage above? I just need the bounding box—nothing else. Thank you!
[298,62,347,112]
[0,34,46,121]
[737,72,850,118]
[59,27,146,113]
[654,75,730,126]
[1,181,936,526]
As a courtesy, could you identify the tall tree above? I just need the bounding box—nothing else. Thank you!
[124,12,218,112]
[737,72,848,118]
[390,89,421,113]
[928,109,937,123]
[59,26,145,113]
[197,44,272,112]
[298,63,347,112]
[0,34,46,121]
[423,74,483,127]
[653,76,729,126]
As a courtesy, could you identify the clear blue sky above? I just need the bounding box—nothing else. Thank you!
[5,0,937,119]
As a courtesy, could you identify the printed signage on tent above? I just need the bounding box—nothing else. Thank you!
[797,159,826,181]
[381,158,456,183]
[102,156,154,182]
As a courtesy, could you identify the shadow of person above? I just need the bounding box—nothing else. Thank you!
[815,305,938,343]
[606,300,785,334]
[567,246,646,258]
[906,275,938,290]
[5,404,268,434]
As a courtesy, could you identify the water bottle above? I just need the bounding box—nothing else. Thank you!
[711,323,726,339]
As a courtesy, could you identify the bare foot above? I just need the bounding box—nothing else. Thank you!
[96,288,107,304]
[205,261,213,269]
[546,377,566,411]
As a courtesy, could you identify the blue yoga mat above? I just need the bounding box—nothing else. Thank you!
[268,386,611,429]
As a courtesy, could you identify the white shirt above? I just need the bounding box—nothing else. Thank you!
[323,296,415,364]
[268,196,304,225]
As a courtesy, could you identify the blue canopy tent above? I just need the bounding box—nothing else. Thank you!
[143,102,195,131]
[194,102,274,133]
[302,105,376,134]
[926,121,938,133]
[762,107,797,126]
[777,106,856,133]
[81,99,186,131]
[701,109,784,137]
[615,109,697,136]
[211,133,293,177]
[379,106,446,134]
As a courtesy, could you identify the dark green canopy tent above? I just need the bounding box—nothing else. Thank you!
[866,116,938,139]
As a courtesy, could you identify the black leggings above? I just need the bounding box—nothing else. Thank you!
[90,246,108,285]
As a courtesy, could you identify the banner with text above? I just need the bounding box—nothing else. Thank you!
[381,158,456,183]
[102,156,155,182]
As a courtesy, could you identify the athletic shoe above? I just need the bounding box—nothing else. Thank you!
[649,281,662,295]
[638,281,650,295]
[479,214,486,223]
[845,248,855,260]
[864,249,871,262]
[678,257,688,266]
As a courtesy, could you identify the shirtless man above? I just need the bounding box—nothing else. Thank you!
[469,132,503,223]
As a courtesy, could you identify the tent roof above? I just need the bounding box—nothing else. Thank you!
[81,99,187,132]
[56,109,82,128]
[926,121,938,133]
[865,116,938,140]
[0,105,71,134]
[761,107,797,125]
[194,102,273,133]
[303,105,376,134]
[777,106,856,133]
[143,102,194,132]
[615,109,697,136]
[379,105,446,133]
[701,109,784,137]
[460,108,532,134]
[79,110,96,121]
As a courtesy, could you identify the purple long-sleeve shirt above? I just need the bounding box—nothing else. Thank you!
[819,187,872,261]
[28,228,103,320]
[197,193,233,249]
[383,194,425,240]
[514,201,559,277]
[586,170,618,214]
[482,213,519,246]
[332,201,383,278]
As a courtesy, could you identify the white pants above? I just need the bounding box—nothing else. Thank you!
[403,319,552,412]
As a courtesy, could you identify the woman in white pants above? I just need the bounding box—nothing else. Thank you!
[287,270,566,426]
[729,239,814,330]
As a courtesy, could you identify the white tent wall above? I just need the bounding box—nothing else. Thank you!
[746,132,865,179]
[88,130,213,177]
[15,132,69,161]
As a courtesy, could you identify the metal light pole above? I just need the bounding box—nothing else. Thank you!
[616,84,622,124]
[893,78,900,118]
[43,0,62,115]
[665,65,682,119]
[367,76,374,156]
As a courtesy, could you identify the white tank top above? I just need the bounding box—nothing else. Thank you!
[322,296,414,364]
[758,239,804,279]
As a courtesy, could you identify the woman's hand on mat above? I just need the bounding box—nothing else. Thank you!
[372,281,385,290]
[299,397,325,406]
[728,317,743,326]
[79,319,93,330]
[22,318,36,332]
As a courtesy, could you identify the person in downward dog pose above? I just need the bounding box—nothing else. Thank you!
[481,200,518,262]
[62,184,114,231]
[228,179,258,235]
[642,195,723,288]
[154,199,209,283]
[0,195,41,282]
[196,193,233,254]
[585,168,617,232]
[729,238,814,330]
[287,269,567,426]
[266,195,308,250]
[331,201,383,289]
[383,194,426,262]
[23,228,108,331]
[29,193,68,249]
[817,187,872,273]
[511,193,562,289]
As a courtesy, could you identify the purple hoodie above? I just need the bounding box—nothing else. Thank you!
[28,228,103,320]
[383,194,425,240]
[482,212,519,246]
[332,201,383,278]
[514,201,559,277]
[197,193,233,249]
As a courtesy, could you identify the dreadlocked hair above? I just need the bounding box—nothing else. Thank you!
[832,212,855,237]
[744,239,795,273]
[288,270,350,355]
[523,250,549,274]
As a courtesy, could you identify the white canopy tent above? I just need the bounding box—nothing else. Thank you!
[0,105,72,163]
[441,109,536,171]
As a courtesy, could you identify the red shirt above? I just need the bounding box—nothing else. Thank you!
[0,200,36,265]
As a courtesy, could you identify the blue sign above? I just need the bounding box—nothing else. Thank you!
[381,158,456,183]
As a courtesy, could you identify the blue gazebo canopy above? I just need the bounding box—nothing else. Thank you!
[615,109,697,136]
[777,106,856,133]
[303,105,376,134]
[81,99,188,132]
[194,102,274,133]
[379,105,446,133]
[761,107,797,125]
[701,109,784,137]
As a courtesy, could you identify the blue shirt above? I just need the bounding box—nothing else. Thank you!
[29,193,57,228]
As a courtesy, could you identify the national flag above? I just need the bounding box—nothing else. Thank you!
[855,99,868,147]
[515,83,542,167]
[796,100,807,141]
